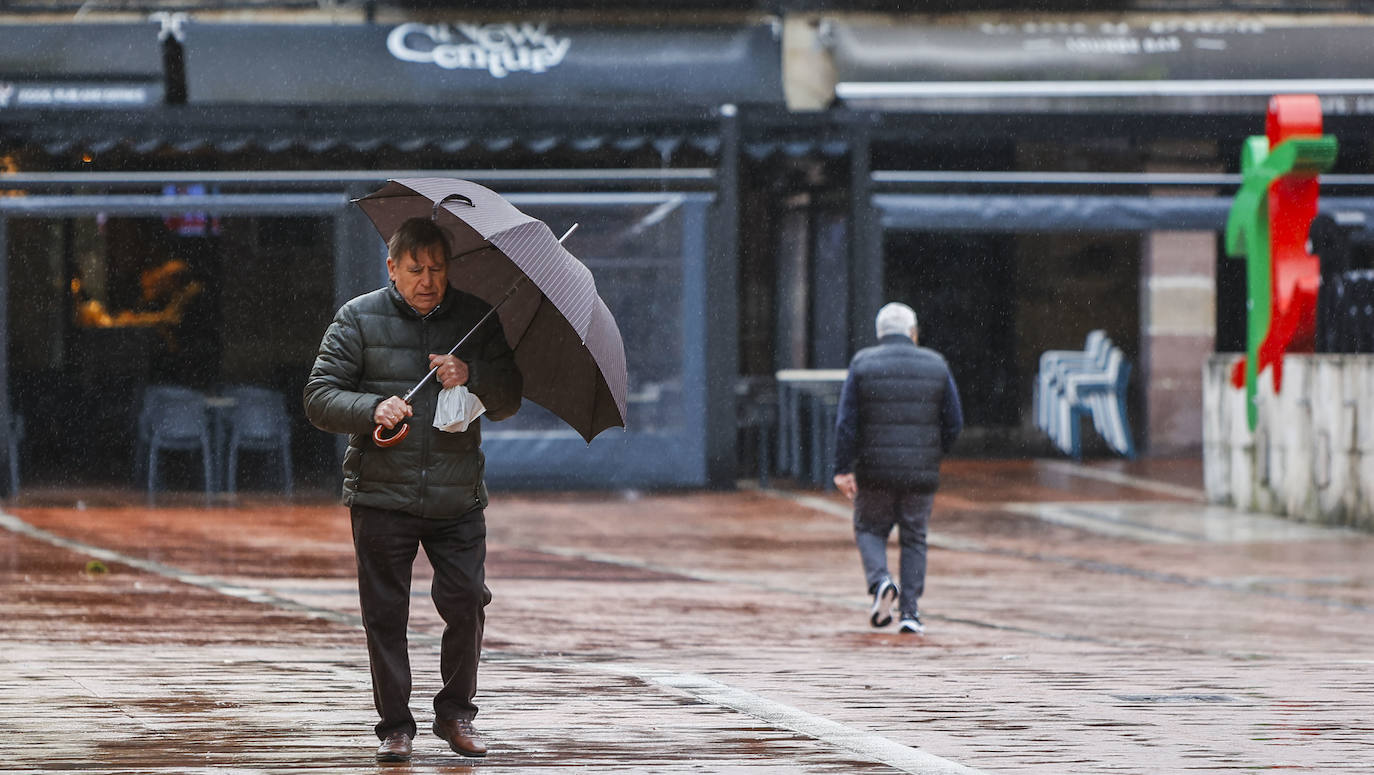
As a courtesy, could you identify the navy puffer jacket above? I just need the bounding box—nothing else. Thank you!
[834,334,962,492]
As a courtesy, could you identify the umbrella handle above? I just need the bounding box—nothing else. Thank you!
[433,193,473,220]
[373,420,410,448]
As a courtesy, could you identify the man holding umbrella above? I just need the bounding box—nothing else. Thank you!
[305,216,522,761]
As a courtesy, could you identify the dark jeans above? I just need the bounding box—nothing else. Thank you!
[853,488,934,618]
[350,504,491,740]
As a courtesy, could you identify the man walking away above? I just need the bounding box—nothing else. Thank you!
[305,217,522,761]
[832,302,962,635]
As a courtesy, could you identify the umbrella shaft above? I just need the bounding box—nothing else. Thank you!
[400,273,530,403]
[400,224,576,404]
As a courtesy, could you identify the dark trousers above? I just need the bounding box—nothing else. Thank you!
[853,488,934,618]
[350,504,491,740]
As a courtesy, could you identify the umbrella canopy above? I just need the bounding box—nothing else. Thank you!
[355,178,627,443]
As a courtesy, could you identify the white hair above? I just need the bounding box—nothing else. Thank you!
[875,302,917,338]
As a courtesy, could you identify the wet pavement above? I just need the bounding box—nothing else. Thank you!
[2,459,1372,773]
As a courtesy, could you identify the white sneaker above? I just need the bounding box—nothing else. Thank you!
[869,578,898,628]
[897,614,924,635]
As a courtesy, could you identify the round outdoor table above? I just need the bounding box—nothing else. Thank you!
[204,395,238,493]
[774,369,847,488]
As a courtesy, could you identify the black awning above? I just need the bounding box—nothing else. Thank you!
[830,19,1374,116]
[0,102,725,166]
[26,130,724,159]
[0,23,163,109]
[181,21,783,108]
[743,139,849,161]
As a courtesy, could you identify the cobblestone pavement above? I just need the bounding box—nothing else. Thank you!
[1,459,1371,773]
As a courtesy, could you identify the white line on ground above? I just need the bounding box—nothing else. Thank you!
[0,509,988,775]
[0,511,363,628]
[997,502,1194,543]
[1034,460,1207,501]
[595,663,985,775]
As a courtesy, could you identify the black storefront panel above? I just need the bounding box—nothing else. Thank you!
[829,18,1374,115]
[0,24,164,110]
[180,21,783,108]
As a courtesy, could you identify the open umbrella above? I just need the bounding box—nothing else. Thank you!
[354,177,628,445]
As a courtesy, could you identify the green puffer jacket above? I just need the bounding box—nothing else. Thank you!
[304,284,522,518]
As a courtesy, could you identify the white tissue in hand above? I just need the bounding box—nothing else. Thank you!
[433,385,487,432]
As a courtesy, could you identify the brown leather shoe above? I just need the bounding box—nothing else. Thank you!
[376,731,413,762]
[432,718,488,758]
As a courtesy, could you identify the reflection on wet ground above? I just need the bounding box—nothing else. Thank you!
[998,500,1360,544]
[1,459,1371,773]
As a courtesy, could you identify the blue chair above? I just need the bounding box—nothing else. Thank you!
[135,384,202,484]
[145,391,213,501]
[1046,345,1114,453]
[1033,330,1110,434]
[1060,351,1137,458]
[1079,361,1136,460]
[221,385,293,496]
[1055,346,1136,460]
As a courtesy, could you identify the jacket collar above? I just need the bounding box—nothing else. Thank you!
[879,333,916,347]
[386,282,452,320]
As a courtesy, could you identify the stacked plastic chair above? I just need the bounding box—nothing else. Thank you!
[1033,331,1135,459]
[1033,330,1110,434]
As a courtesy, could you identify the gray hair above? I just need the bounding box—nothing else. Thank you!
[875,302,917,338]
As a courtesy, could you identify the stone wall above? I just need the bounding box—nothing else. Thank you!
[1203,354,1374,530]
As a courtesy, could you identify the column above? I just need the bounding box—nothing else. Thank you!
[1141,231,1216,457]
[705,106,741,487]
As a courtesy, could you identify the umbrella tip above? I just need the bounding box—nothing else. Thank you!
[558,223,579,243]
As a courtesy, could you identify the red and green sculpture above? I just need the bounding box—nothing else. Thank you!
[1224,95,1338,430]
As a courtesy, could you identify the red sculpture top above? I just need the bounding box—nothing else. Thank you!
[1258,96,1323,388]
[1224,94,1338,429]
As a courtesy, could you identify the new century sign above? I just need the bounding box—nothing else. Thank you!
[386,22,572,78]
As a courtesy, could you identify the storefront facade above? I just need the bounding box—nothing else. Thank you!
[780,14,1374,456]
[0,16,779,491]
[4,8,1374,493]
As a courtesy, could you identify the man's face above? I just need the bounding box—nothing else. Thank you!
[387,243,448,316]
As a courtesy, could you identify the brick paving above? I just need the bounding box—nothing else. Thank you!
[1,459,1371,773]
